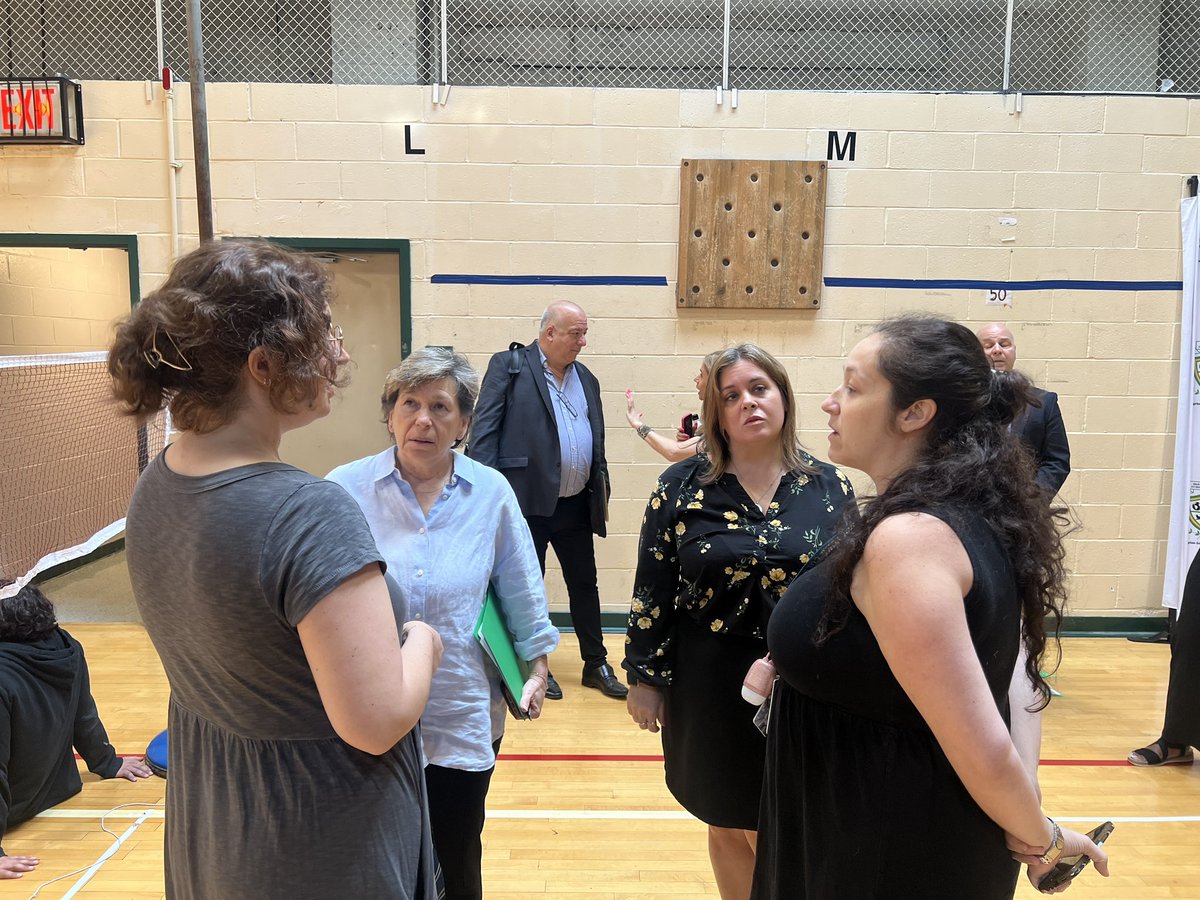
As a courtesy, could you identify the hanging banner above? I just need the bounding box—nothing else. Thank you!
[1163,196,1200,612]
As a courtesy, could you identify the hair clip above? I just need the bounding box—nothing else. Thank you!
[143,329,193,372]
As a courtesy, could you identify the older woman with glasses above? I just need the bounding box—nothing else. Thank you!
[327,347,558,900]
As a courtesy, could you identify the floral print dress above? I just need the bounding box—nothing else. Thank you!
[622,452,853,827]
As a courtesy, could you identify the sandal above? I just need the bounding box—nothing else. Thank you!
[1128,739,1194,767]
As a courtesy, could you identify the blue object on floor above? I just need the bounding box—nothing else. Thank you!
[146,729,168,779]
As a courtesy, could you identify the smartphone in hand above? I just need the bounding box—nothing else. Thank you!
[681,413,699,438]
[1037,821,1114,893]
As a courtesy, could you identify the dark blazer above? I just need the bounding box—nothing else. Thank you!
[1013,387,1070,495]
[469,340,610,537]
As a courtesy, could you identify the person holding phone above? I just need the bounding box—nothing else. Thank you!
[751,316,1109,898]
[623,344,854,899]
[625,349,723,463]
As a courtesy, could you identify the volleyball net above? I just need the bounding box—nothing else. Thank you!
[0,352,168,599]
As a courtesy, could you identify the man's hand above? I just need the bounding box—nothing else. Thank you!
[0,855,39,878]
[115,757,154,781]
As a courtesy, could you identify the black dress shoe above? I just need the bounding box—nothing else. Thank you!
[544,671,563,701]
[581,663,628,699]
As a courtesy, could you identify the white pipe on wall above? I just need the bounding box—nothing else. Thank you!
[156,0,181,261]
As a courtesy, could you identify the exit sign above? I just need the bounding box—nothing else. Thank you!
[0,77,84,145]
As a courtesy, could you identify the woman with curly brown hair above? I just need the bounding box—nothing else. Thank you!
[622,343,853,899]
[108,241,442,899]
[752,316,1109,898]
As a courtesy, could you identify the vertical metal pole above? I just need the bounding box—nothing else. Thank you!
[1002,0,1015,91]
[186,0,214,241]
[440,0,449,87]
[722,0,731,91]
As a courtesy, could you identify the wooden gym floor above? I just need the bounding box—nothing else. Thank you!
[3,630,1198,899]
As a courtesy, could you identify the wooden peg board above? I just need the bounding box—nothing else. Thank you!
[676,159,827,309]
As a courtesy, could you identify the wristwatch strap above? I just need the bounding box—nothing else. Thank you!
[1038,818,1065,866]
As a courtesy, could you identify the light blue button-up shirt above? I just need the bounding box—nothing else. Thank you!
[327,447,559,771]
[537,343,592,498]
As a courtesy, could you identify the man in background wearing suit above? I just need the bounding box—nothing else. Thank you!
[977,323,1071,495]
[470,302,626,700]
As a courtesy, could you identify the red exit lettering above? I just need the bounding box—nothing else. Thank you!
[1,86,57,133]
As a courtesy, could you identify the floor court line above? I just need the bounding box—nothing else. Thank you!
[104,751,1144,766]
[105,752,1139,765]
[33,809,1200,824]
[60,810,152,899]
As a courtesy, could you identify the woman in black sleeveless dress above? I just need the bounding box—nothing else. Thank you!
[752,317,1111,899]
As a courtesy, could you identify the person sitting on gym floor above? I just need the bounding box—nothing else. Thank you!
[0,583,152,879]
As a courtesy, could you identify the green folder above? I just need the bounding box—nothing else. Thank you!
[474,585,532,721]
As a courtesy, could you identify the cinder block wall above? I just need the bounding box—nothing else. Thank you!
[0,246,130,352]
[1,82,1191,617]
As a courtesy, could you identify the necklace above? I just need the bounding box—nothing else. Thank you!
[731,465,786,513]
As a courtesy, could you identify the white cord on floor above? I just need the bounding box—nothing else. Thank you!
[27,802,165,900]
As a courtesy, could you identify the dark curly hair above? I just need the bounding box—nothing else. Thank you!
[108,240,346,434]
[0,584,59,643]
[819,315,1068,710]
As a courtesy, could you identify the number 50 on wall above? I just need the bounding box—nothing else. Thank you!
[984,288,1013,308]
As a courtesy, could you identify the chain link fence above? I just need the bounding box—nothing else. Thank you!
[730,0,1008,91]
[441,0,722,88]
[2,0,1199,93]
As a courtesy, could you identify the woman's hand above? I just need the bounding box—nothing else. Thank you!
[626,682,666,733]
[520,655,550,718]
[625,389,645,430]
[520,674,548,719]
[1009,825,1110,893]
[114,757,154,781]
[402,620,444,673]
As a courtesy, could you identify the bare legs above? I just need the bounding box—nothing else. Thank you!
[708,825,757,899]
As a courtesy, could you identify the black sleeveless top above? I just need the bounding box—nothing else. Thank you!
[751,507,1023,899]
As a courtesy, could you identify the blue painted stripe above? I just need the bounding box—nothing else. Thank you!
[823,277,1182,292]
[432,274,1181,292]
[432,274,668,286]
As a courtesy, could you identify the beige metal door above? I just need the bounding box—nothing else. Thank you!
[280,252,403,476]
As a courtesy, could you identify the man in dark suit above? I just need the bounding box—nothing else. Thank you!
[470,302,626,700]
[977,323,1071,495]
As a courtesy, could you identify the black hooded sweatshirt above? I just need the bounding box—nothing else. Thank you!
[0,627,120,854]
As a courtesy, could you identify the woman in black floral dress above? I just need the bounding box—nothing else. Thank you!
[622,343,853,900]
